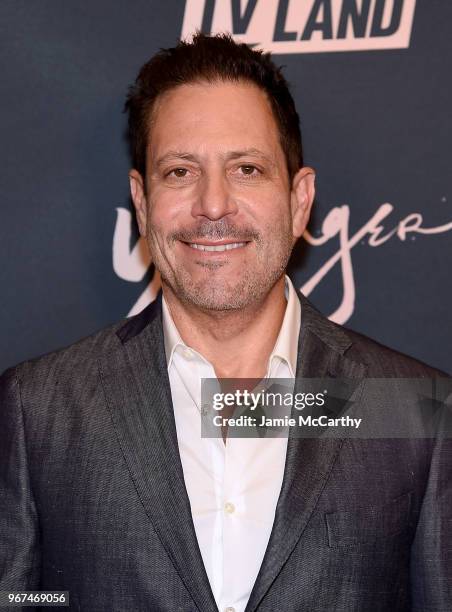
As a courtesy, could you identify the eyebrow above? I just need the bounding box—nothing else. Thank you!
[154,148,277,168]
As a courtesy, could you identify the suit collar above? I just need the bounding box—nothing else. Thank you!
[116,291,163,344]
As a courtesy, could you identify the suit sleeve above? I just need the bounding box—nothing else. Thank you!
[0,366,41,592]
[410,426,452,611]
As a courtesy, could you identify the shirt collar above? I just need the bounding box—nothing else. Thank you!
[162,295,184,369]
[268,275,300,378]
[162,274,300,376]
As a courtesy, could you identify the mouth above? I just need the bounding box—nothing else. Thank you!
[186,241,249,252]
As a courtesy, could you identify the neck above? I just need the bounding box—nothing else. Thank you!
[163,276,287,379]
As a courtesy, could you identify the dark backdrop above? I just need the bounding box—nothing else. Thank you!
[1,0,451,374]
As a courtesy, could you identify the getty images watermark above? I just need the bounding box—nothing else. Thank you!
[200,378,452,439]
[211,387,361,430]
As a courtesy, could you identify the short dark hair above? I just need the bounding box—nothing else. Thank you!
[125,32,303,182]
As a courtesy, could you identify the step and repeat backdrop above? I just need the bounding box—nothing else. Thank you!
[1,0,451,373]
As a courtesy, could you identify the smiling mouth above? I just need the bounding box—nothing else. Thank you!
[185,241,249,252]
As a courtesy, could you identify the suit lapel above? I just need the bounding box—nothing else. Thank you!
[245,294,367,612]
[98,296,218,612]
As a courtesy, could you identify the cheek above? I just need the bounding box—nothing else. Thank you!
[147,195,183,238]
[149,188,196,225]
[247,193,292,231]
[145,208,171,254]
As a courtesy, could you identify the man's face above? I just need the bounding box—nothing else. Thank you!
[130,80,314,311]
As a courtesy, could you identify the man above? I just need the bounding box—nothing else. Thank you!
[0,33,451,612]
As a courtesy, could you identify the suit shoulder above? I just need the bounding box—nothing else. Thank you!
[340,325,449,378]
[3,304,156,388]
[0,299,163,418]
[298,292,448,377]
[1,318,123,384]
[2,296,163,385]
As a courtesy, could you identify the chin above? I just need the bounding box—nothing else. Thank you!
[184,290,250,311]
[166,262,287,311]
[179,277,272,312]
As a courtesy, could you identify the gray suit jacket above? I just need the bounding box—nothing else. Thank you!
[1,292,451,611]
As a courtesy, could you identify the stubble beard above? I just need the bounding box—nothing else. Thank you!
[148,219,294,312]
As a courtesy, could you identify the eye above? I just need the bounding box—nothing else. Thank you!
[231,164,264,181]
[239,164,259,176]
[168,167,189,178]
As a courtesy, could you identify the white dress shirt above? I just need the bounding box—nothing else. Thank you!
[162,276,301,612]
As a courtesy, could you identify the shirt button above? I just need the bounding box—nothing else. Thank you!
[183,348,193,359]
[224,501,235,515]
[224,608,235,612]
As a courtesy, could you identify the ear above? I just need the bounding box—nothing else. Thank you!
[290,166,315,241]
[129,169,148,237]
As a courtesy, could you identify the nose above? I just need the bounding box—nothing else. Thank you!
[191,169,237,221]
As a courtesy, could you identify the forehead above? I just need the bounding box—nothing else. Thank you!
[148,80,284,162]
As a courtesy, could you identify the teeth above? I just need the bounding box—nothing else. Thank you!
[188,242,247,252]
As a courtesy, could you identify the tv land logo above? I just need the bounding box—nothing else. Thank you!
[181,0,417,53]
